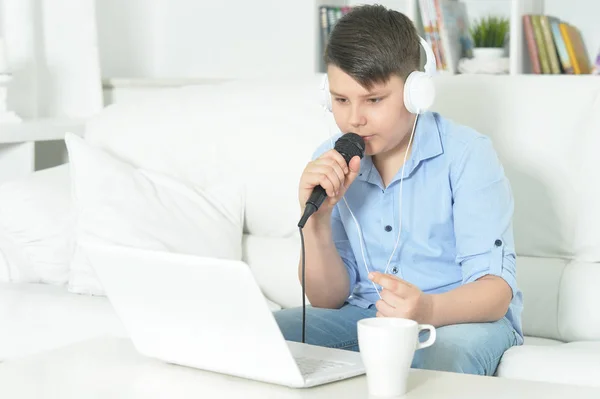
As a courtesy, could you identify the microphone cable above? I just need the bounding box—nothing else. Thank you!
[299,225,306,343]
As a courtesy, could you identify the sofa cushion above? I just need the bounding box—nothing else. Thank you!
[0,164,73,284]
[558,261,600,342]
[523,337,562,346]
[516,256,566,341]
[65,133,245,296]
[83,76,333,238]
[496,341,600,387]
[516,256,600,342]
[0,282,127,361]
[242,234,304,309]
[431,75,600,262]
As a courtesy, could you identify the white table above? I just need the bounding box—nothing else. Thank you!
[0,118,85,183]
[0,337,598,399]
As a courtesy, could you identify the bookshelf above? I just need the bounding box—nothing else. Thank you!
[509,0,545,74]
[316,0,349,74]
[316,0,598,75]
[88,0,597,81]
[317,1,418,73]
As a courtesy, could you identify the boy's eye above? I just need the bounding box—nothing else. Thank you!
[368,98,382,103]
[334,98,347,104]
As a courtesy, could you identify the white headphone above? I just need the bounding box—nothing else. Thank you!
[320,36,437,115]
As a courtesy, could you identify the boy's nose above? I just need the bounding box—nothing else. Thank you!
[348,106,367,128]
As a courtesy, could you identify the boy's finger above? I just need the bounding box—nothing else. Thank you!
[344,156,362,187]
[369,272,413,294]
[348,156,361,173]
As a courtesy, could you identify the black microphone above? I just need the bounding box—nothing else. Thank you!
[298,133,365,228]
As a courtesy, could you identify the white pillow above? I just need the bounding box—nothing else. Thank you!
[0,164,74,284]
[65,133,245,296]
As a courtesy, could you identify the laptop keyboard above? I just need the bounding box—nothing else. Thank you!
[295,356,353,376]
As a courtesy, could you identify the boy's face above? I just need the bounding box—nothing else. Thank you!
[327,65,415,157]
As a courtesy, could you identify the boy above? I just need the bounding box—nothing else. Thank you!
[274,4,523,376]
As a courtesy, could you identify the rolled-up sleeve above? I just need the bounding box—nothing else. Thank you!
[451,136,518,298]
[331,205,359,298]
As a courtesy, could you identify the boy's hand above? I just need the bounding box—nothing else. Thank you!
[298,150,361,219]
[369,271,434,325]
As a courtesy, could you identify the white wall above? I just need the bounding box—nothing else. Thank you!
[153,0,308,79]
[0,0,102,171]
[0,0,102,118]
[97,0,346,80]
[95,0,159,78]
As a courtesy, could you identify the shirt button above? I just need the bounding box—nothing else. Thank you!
[495,239,502,247]
[391,266,399,274]
[385,225,393,232]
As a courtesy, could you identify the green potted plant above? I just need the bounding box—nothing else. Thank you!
[469,15,509,59]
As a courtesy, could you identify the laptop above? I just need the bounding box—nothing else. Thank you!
[82,242,365,388]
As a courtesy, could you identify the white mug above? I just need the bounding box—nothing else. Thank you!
[357,317,436,398]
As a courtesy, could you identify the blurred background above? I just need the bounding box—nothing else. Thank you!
[0,0,598,173]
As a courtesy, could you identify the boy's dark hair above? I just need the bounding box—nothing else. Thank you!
[325,5,421,89]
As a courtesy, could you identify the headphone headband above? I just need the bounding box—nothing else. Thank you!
[419,36,436,76]
[320,36,436,114]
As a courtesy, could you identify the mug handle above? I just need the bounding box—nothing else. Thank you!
[416,324,436,349]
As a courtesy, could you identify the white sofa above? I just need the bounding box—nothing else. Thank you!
[1,74,600,388]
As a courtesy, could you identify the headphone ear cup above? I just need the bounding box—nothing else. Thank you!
[320,74,333,112]
[403,71,435,114]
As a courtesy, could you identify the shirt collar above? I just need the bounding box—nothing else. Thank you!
[357,111,443,184]
[413,111,443,164]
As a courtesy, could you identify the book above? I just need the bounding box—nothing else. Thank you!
[539,16,561,74]
[523,15,541,74]
[433,0,473,74]
[549,17,573,74]
[319,6,352,49]
[531,15,551,74]
[523,14,593,75]
[560,23,591,74]
[419,0,447,72]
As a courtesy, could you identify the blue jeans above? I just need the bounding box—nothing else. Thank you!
[273,303,519,376]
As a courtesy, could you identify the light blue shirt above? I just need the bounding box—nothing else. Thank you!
[312,111,524,343]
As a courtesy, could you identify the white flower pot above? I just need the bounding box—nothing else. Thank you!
[472,48,505,60]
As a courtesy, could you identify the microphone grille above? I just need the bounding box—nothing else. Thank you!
[334,132,365,164]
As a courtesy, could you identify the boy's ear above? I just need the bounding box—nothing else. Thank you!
[404,37,436,114]
[403,70,435,114]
